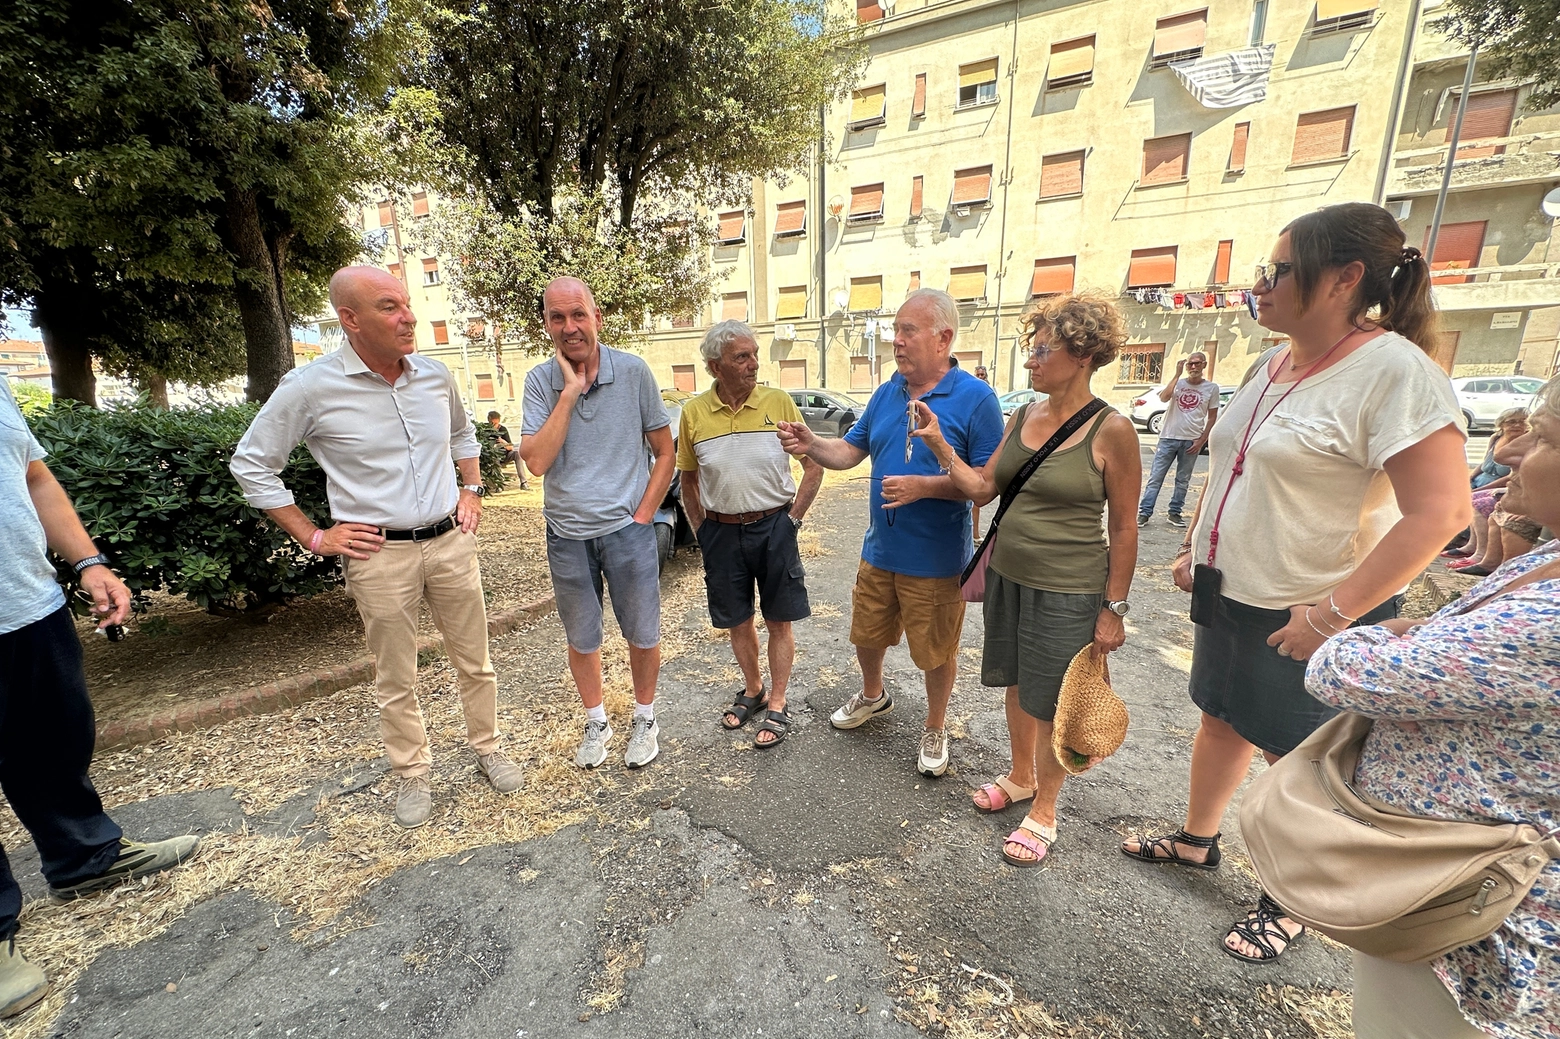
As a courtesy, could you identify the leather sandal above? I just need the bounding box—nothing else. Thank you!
[753,709,791,749]
[1119,828,1221,870]
[1223,892,1306,964]
[1000,818,1056,868]
[973,776,1036,813]
[721,687,767,730]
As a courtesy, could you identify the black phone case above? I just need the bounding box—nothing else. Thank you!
[1190,564,1222,627]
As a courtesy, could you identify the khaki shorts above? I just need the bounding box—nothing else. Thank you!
[849,561,965,671]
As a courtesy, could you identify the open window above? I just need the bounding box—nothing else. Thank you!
[957,59,998,108]
[848,183,886,224]
[1047,36,1095,90]
[774,200,807,238]
[1313,0,1376,34]
[849,84,887,130]
[1150,10,1207,70]
[716,210,747,246]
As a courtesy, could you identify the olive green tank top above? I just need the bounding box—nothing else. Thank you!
[988,403,1110,594]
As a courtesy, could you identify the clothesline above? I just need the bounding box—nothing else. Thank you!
[1122,287,1247,311]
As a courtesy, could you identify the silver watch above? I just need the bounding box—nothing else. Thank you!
[1103,599,1130,616]
[790,516,804,531]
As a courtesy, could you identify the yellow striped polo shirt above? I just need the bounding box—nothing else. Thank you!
[675,385,804,514]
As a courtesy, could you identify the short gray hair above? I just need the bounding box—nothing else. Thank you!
[700,319,756,364]
[901,288,959,346]
[1535,376,1560,423]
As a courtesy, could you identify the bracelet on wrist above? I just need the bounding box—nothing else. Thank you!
[1305,605,1344,636]
[1326,593,1357,624]
[71,553,112,575]
[309,529,324,554]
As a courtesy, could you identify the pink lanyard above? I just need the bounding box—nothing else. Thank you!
[1204,331,1356,568]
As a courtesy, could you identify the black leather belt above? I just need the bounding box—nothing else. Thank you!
[380,515,456,542]
[706,503,789,525]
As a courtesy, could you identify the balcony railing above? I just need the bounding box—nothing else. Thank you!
[1425,262,1560,311]
[1389,129,1560,195]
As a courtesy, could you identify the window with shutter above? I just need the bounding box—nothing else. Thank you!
[388,262,402,280]
[1425,221,1486,284]
[957,59,999,108]
[776,286,808,320]
[411,192,429,218]
[779,359,807,389]
[716,211,746,245]
[848,184,885,223]
[1031,257,1076,297]
[1142,134,1192,186]
[907,271,921,295]
[856,0,884,23]
[1128,247,1178,287]
[849,84,887,130]
[774,201,807,237]
[1151,11,1207,69]
[672,365,696,392]
[377,200,393,226]
[466,319,486,340]
[432,320,449,345]
[912,73,927,118]
[721,293,748,321]
[1290,107,1355,164]
[475,374,495,400]
[1118,344,1165,385]
[1229,122,1250,172]
[1048,36,1095,90]
[849,277,883,313]
[672,313,695,329]
[949,265,987,301]
[422,258,441,285]
[910,176,924,219]
[1039,151,1085,198]
[1449,89,1517,158]
[1313,0,1376,34]
[850,355,878,391]
[1214,240,1233,285]
[951,166,993,209]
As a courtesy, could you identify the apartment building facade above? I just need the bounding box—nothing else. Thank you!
[317,0,1560,418]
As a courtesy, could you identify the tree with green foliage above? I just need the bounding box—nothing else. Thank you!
[1436,0,1560,110]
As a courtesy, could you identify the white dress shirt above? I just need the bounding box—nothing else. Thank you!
[231,346,480,529]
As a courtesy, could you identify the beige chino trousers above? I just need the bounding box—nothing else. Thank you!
[344,529,499,777]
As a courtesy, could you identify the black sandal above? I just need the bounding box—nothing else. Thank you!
[721,688,767,730]
[753,709,791,749]
[1119,828,1221,870]
[1222,892,1306,964]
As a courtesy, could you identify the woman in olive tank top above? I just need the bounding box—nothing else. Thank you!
[913,294,1142,866]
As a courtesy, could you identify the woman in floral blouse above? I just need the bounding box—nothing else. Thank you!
[1305,374,1560,1039]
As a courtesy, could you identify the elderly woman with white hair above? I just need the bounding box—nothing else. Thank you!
[1299,374,1560,1039]
[676,320,823,747]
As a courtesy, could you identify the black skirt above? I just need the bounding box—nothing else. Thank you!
[1188,594,1400,757]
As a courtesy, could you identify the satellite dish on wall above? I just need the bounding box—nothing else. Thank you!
[1542,187,1560,219]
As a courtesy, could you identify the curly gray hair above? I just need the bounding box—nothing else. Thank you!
[700,320,757,364]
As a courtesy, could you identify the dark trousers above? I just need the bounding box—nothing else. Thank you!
[0,606,122,937]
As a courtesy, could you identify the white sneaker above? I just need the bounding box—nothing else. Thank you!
[830,691,893,730]
[917,727,950,777]
[625,716,660,769]
[575,720,613,769]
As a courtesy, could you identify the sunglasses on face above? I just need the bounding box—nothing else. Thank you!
[1254,261,1294,291]
[1185,360,1206,368]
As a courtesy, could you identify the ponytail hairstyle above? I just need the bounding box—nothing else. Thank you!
[1280,202,1440,355]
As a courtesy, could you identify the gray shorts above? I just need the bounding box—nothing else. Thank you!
[981,569,1101,722]
[545,521,661,653]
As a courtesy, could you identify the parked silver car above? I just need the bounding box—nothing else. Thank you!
[787,388,862,437]
[998,388,1039,416]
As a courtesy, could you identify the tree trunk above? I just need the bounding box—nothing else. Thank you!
[34,282,97,407]
[140,371,169,409]
[223,187,293,403]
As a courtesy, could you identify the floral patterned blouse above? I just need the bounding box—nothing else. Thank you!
[1306,540,1560,1039]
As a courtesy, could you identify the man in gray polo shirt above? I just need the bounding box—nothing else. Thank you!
[521,277,674,769]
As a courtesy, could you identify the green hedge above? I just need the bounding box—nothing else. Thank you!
[29,399,510,613]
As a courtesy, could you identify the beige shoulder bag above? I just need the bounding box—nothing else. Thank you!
[1239,712,1560,963]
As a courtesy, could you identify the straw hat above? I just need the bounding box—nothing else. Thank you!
[1051,645,1129,775]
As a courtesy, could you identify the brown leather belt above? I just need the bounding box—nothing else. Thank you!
[706,503,789,525]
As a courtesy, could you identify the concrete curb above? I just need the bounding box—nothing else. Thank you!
[1420,569,1476,610]
[95,595,557,751]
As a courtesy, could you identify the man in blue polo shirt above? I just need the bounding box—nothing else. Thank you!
[778,288,1002,776]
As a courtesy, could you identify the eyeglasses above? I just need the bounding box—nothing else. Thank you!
[1028,342,1054,362]
[1185,360,1206,368]
[1254,261,1294,291]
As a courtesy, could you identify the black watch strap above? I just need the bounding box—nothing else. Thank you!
[72,553,111,574]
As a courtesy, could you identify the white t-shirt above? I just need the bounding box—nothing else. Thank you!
[1160,378,1221,440]
[1190,332,1462,610]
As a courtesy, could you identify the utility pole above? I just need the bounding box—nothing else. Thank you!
[1425,44,1478,267]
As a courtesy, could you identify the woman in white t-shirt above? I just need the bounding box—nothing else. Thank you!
[1120,202,1471,963]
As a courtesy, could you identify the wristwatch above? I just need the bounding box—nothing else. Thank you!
[462,484,487,497]
[1103,600,1131,616]
[72,553,112,575]
[790,516,804,531]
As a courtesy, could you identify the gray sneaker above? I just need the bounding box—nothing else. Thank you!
[47,835,201,901]
[575,720,614,769]
[477,750,523,793]
[394,775,433,829]
[0,938,46,1018]
[830,691,893,730]
[917,727,950,777]
[624,715,660,769]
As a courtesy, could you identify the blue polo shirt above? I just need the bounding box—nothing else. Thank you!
[843,362,1003,578]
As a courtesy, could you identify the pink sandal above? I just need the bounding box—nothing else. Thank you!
[1001,819,1057,868]
[973,776,1036,813]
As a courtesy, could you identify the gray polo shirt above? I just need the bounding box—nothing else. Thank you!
[521,345,668,540]
[0,376,66,634]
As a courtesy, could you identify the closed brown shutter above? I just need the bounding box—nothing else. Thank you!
[1039,151,1084,198]
[912,73,927,118]
[849,277,883,312]
[776,286,807,320]
[1128,247,1178,287]
[856,0,883,23]
[1154,11,1207,57]
[779,359,807,389]
[717,210,746,244]
[431,320,449,345]
[849,183,885,220]
[1142,134,1192,185]
[1425,221,1486,284]
[411,192,429,218]
[910,175,924,218]
[1229,122,1250,172]
[475,374,495,400]
[849,84,887,127]
[952,166,993,206]
[1031,257,1076,297]
[850,355,876,390]
[1450,89,1517,158]
[907,270,921,294]
[1214,240,1233,284]
[1049,36,1095,86]
[467,318,486,339]
[774,200,806,236]
[377,200,393,226]
[1291,107,1355,164]
[949,265,987,301]
[721,292,748,321]
[672,365,696,392]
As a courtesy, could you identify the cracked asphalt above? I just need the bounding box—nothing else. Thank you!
[52,442,1352,1039]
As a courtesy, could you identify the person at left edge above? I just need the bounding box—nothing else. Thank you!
[230,266,523,831]
[0,374,199,1018]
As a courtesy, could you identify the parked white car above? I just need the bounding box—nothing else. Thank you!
[1129,386,1234,435]
[1451,376,1545,431]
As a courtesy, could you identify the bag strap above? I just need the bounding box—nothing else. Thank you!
[961,398,1107,585]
